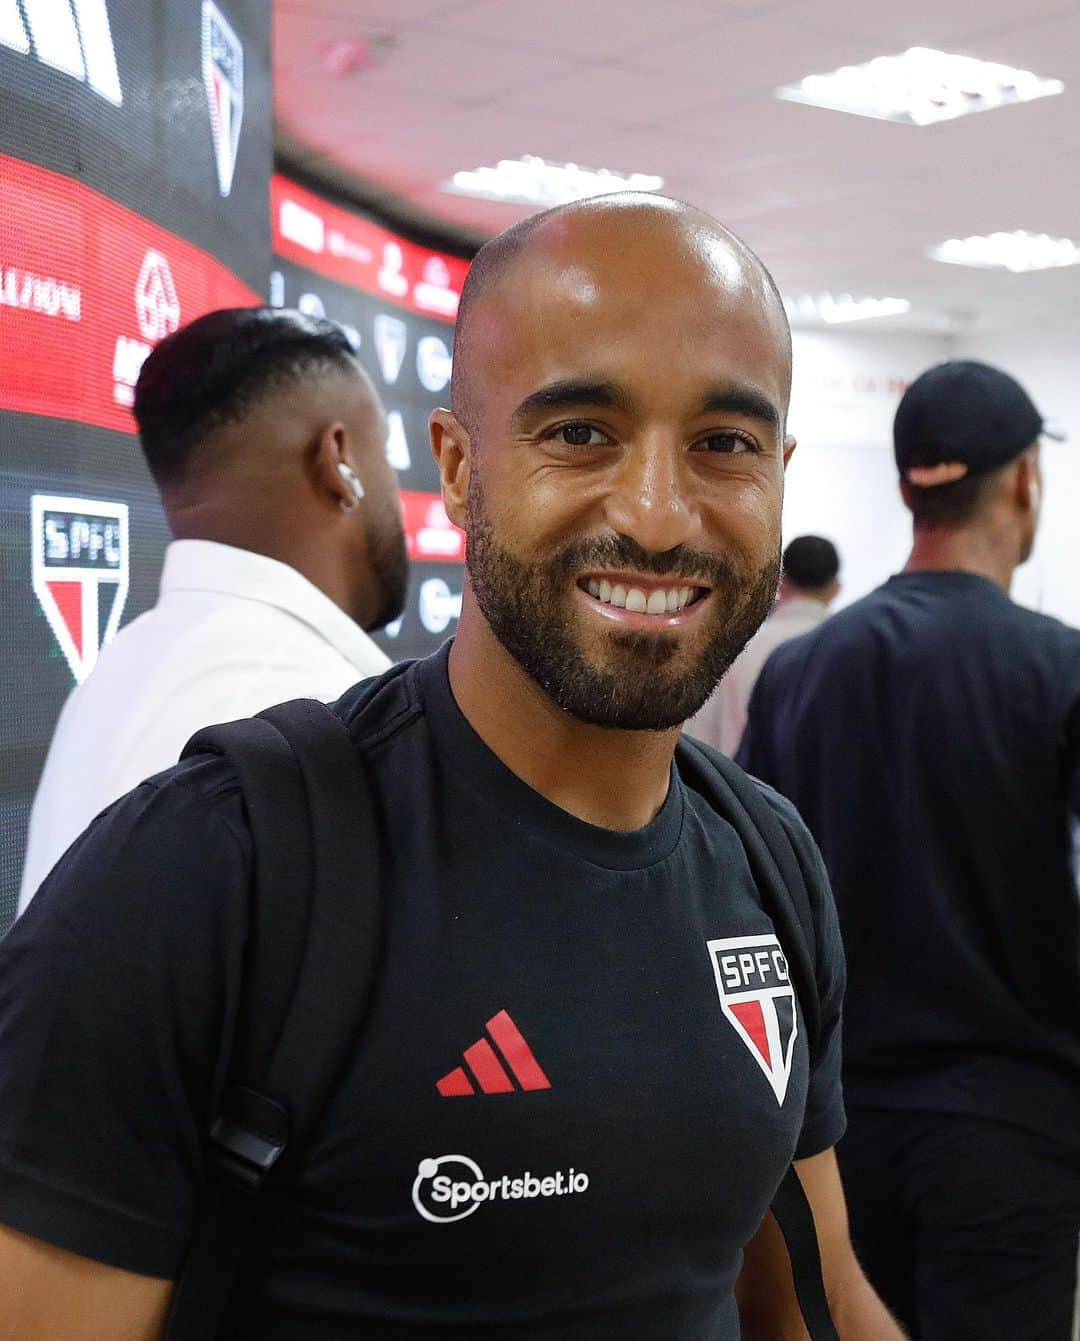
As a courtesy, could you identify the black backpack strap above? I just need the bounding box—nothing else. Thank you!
[165,697,381,1339]
[771,1167,841,1341]
[675,736,820,1050]
[676,735,838,1341]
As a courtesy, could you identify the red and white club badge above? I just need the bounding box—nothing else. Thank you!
[31,494,129,684]
[707,934,798,1105]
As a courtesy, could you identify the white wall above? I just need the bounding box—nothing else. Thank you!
[781,326,1080,630]
[952,329,1080,628]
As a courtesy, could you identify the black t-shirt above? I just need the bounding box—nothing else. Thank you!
[738,571,1080,1145]
[0,644,845,1338]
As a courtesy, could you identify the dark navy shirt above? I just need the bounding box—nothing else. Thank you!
[0,645,845,1338]
[739,571,1080,1147]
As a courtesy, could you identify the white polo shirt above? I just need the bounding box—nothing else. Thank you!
[684,596,830,756]
[19,540,390,912]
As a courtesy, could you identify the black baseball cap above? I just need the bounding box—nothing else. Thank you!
[894,360,1064,488]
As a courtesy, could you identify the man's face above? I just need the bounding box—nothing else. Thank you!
[452,213,794,730]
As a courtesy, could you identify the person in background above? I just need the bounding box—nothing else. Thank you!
[738,360,1080,1341]
[686,534,840,754]
[19,307,407,912]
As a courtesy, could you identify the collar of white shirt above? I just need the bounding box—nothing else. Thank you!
[771,595,830,626]
[159,539,387,674]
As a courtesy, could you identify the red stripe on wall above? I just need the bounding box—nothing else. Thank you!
[0,152,263,433]
[272,174,467,320]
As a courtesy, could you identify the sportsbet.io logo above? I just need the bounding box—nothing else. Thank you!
[412,1154,589,1225]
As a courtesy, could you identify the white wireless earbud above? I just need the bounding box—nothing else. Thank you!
[336,462,364,509]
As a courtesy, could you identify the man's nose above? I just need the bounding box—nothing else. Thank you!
[602,438,700,555]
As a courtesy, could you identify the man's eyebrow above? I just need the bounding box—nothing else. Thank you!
[509,380,633,426]
[699,386,782,431]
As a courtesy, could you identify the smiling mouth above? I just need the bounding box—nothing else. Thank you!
[577,576,707,615]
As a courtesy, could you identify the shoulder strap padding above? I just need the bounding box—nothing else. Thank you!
[675,735,821,1055]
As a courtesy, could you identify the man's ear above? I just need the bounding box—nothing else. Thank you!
[1015,445,1041,514]
[430,409,471,529]
[782,434,797,469]
[310,422,359,511]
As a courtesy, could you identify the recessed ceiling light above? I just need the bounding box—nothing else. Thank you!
[928,230,1080,272]
[442,155,664,208]
[777,47,1064,126]
[784,294,912,324]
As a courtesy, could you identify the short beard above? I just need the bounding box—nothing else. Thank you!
[364,510,409,631]
[465,474,780,731]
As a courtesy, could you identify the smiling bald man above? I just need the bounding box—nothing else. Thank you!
[0,195,904,1340]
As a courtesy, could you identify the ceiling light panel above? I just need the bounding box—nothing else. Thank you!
[442,156,663,208]
[777,47,1064,126]
[784,294,912,324]
[928,231,1080,272]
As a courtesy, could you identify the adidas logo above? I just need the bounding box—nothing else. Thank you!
[437,1009,551,1096]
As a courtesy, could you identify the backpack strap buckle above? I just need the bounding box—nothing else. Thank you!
[208,1086,289,1194]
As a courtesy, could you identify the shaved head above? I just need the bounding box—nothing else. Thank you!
[451,192,791,439]
[431,190,797,731]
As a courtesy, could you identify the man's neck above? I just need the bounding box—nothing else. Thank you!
[448,596,678,833]
[776,584,827,609]
[167,498,362,623]
[903,525,1017,592]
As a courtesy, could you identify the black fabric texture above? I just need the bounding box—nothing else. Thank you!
[0,644,846,1338]
[738,570,1080,1146]
[838,1107,1080,1341]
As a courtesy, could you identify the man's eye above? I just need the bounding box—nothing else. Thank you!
[699,431,755,454]
[556,423,608,447]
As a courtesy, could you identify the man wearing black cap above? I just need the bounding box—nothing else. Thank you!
[738,361,1080,1340]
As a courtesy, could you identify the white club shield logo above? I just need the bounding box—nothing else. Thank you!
[707,933,798,1105]
[384,411,411,471]
[419,578,461,635]
[135,250,180,342]
[416,334,452,393]
[201,0,243,197]
[31,495,129,683]
[373,314,408,385]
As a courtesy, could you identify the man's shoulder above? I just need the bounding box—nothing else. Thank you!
[681,738,822,870]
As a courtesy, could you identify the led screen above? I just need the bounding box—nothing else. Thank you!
[0,0,271,930]
[270,173,467,665]
[0,11,472,933]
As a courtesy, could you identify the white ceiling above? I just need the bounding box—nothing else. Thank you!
[274,0,1080,335]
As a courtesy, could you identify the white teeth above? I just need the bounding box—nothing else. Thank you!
[585,579,699,613]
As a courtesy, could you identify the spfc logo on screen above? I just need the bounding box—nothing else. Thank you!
[707,934,798,1105]
[373,314,408,385]
[202,1,243,197]
[31,496,129,684]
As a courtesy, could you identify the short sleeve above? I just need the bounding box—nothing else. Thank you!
[0,758,251,1278]
[760,785,847,1160]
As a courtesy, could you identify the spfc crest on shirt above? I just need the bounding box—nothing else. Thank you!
[707,933,798,1105]
[202,1,243,197]
[31,495,129,684]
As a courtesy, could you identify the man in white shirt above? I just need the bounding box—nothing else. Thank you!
[685,535,840,754]
[19,307,406,910]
